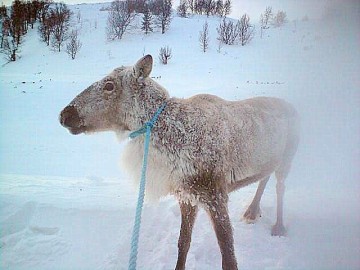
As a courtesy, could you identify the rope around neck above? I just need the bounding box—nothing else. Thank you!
[128,102,167,270]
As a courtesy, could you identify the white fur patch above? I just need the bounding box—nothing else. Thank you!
[121,139,175,202]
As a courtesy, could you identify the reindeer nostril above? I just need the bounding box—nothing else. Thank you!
[60,105,81,128]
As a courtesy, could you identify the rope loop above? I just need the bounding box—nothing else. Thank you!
[145,121,154,129]
[129,102,167,139]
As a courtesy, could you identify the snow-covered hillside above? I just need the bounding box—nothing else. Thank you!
[1,1,359,269]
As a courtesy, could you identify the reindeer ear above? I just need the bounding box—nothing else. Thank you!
[133,55,153,79]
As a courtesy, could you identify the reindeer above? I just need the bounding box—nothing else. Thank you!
[60,55,300,270]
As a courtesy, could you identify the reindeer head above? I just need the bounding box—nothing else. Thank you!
[59,55,157,138]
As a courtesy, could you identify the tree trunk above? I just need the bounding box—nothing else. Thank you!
[11,49,16,61]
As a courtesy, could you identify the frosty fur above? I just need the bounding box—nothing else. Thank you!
[60,55,300,270]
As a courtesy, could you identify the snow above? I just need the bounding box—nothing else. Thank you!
[1,1,360,269]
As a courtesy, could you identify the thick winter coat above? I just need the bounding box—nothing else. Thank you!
[60,55,300,270]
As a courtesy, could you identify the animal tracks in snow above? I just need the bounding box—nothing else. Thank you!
[29,226,60,236]
[246,80,285,85]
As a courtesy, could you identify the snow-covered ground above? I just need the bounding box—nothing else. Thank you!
[1,1,359,269]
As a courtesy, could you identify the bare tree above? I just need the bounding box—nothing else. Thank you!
[187,0,195,13]
[38,12,55,46]
[199,21,209,52]
[177,0,188,18]
[154,0,172,34]
[217,18,239,45]
[195,0,205,15]
[141,7,153,34]
[1,16,10,49]
[133,0,147,13]
[106,0,136,40]
[204,0,216,17]
[0,0,49,61]
[0,4,7,19]
[1,35,19,62]
[272,10,287,28]
[10,0,26,46]
[159,45,172,64]
[260,6,272,38]
[261,6,272,29]
[223,0,231,17]
[238,14,254,46]
[1,0,25,61]
[66,29,82,60]
[24,2,32,30]
[215,0,224,17]
[4,0,44,36]
[189,0,230,17]
[38,0,53,23]
[50,3,71,52]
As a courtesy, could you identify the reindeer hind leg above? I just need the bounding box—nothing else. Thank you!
[243,175,270,223]
[272,121,300,237]
[271,165,288,236]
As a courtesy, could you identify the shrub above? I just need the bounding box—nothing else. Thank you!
[159,46,172,64]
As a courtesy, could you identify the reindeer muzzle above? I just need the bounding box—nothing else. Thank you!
[60,105,85,135]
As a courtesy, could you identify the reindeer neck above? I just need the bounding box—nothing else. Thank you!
[132,83,169,129]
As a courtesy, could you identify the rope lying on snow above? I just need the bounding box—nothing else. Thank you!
[128,102,167,270]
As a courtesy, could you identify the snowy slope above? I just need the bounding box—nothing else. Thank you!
[1,1,360,270]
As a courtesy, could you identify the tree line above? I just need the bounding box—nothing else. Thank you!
[1,0,288,63]
[177,0,232,18]
[199,6,288,53]
[1,0,81,62]
[106,0,173,40]
[106,0,233,40]
[1,0,50,61]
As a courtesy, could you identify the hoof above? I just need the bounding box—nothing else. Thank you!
[271,223,287,237]
[242,206,261,224]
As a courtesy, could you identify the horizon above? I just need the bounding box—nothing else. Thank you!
[3,0,357,21]
[1,0,110,5]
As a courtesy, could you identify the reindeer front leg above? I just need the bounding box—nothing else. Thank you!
[206,198,238,270]
[175,201,198,270]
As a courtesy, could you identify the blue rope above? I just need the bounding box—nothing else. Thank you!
[128,102,167,270]
[129,103,167,139]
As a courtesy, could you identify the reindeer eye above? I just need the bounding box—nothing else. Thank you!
[104,82,115,92]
